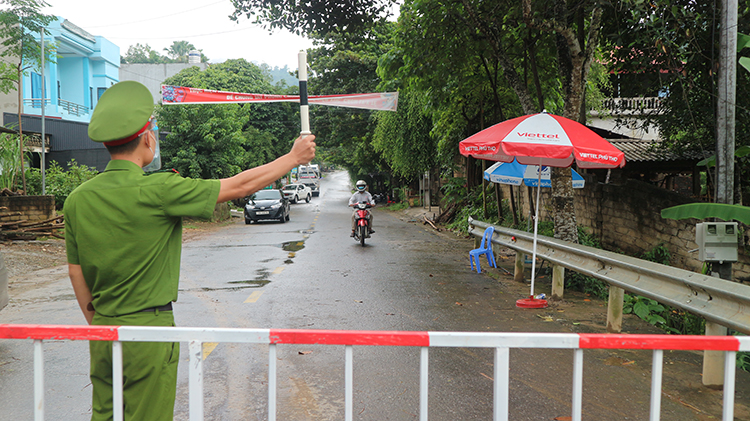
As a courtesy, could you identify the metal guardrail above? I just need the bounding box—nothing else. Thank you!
[1,324,748,421]
[468,218,750,335]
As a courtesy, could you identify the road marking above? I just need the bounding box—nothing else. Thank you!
[203,342,218,360]
[244,290,264,303]
[272,266,285,275]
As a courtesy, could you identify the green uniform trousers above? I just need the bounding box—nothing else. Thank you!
[90,309,179,421]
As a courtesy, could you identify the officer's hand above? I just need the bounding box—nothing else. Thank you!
[291,134,316,165]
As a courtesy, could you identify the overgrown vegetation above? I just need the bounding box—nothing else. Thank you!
[25,160,99,209]
[0,133,29,191]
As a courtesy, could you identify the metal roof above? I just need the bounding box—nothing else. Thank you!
[609,140,710,163]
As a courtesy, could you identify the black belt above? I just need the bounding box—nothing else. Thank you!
[140,303,173,313]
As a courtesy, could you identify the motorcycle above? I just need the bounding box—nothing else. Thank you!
[352,201,373,246]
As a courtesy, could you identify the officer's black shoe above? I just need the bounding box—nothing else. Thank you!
[369,229,375,234]
[350,231,355,237]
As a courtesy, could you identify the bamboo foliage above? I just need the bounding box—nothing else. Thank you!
[0,133,28,191]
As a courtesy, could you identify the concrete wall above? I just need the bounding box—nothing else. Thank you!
[499,176,750,284]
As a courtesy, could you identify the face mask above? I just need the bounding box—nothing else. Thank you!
[142,118,162,172]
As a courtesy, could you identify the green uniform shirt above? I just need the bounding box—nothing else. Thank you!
[64,160,220,317]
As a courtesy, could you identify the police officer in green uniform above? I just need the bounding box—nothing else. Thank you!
[64,80,315,421]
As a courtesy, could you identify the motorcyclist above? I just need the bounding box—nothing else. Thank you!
[349,180,375,237]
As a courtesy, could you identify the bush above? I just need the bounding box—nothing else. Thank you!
[26,160,99,209]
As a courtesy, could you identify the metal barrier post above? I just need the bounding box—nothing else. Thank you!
[607,286,624,333]
[268,344,277,421]
[514,253,525,283]
[723,351,736,421]
[33,340,44,421]
[189,340,204,421]
[494,347,509,421]
[345,345,353,421]
[551,265,565,299]
[649,350,663,421]
[420,347,429,421]
[572,349,583,421]
[703,322,728,386]
[112,341,123,421]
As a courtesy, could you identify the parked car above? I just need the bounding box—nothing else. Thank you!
[244,189,290,224]
[282,183,312,204]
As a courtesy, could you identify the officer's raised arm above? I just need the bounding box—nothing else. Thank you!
[217,134,316,204]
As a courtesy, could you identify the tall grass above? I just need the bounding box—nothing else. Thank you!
[0,133,27,191]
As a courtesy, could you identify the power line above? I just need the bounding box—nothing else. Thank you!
[108,24,257,42]
[81,0,227,29]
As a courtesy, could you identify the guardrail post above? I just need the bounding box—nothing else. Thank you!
[514,253,525,283]
[703,322,727,386]
[551,265,565,299]
[704,264,731,387]
[606,286,624,333]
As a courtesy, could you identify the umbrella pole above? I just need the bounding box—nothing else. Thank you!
[530,167,543,297]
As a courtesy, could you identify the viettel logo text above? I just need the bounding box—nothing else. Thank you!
[463,145,498,152]
[516,132,561,140]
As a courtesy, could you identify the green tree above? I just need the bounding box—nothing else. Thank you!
[230,0,395,35]
[307,26,393,175]
[121,43,168,64]
[158,59,298,179]
[163,40,198,63]
[0,0,54,193]
[602,0,750,204]
[372,89,435,180]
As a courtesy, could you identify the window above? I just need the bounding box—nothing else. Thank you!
[31,73,42,107]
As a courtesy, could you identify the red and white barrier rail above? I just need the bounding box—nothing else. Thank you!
[1,324,748,421]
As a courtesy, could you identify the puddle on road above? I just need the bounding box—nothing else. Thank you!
[227,279,271,287]
[186,268,271,292]
[281,239,306,263]
[282,240,306,253]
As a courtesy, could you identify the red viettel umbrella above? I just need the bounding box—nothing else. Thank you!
[459,111,626,169]
[459,111,626,308]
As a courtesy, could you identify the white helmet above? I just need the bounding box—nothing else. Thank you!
[356,180,367,191]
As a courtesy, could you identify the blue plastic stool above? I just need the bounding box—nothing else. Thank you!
[469,226,497,273]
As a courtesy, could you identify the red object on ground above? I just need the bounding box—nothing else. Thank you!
[516,296,549,309]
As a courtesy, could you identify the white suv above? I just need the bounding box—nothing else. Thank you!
[282,184,312,203]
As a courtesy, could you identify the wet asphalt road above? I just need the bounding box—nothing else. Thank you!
[1,170,744,420]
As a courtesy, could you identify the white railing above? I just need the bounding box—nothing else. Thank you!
[58,98,89,116]
[601,97,664,114]
[1,325,747,421]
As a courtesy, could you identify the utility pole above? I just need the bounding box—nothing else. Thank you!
[704,0,737,388]
[716,0,737,204]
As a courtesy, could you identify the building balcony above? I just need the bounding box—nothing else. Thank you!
[23,98,89,118]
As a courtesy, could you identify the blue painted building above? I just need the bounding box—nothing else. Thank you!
[2,17,120,171]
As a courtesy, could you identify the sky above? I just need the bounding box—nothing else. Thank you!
[43,0,316,70]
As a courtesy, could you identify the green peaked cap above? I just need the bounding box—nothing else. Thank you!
[88,81,154,143]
